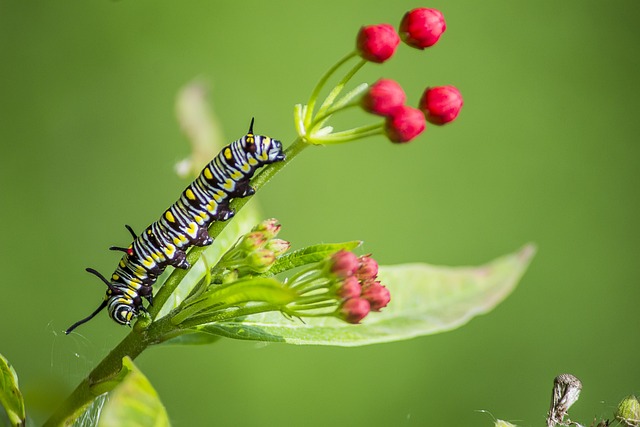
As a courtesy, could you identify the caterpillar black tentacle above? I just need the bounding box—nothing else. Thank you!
[65,120,285,334]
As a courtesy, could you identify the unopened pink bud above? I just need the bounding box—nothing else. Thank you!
[419,85,463,125]
[356,24,400,63]
[385,105,426,143]
[400,8,446,49]
[361,281,390,311]
[361,79,406,116]
[357,255,379,281]
[336,276,362,300]
[339,298,371,324]
[330,250,359,278]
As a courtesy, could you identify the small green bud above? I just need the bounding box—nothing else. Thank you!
[246,249,276,273]
[265,239,291,257]
[495,421,517,427]
[252,218,281,239]
[616,395,640,427]
[221,270,238,284]
[239,231,268,251]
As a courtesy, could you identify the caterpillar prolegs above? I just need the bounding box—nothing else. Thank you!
[65,119,285,334]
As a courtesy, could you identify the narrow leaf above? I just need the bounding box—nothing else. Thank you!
[97,357,170,427]
[269,241,361,275]
[197,245,535,346]
[0,353,25,427]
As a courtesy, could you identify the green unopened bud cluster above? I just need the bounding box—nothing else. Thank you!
[216,219,290,279]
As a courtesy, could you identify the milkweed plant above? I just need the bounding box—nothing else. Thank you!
[7,7,626,427]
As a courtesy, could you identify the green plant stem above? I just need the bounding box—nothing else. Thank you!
[292,293,333,306]
[312,123,384,144]
[44,136,309,427]
[309,100,360,134]
[303,51,357,128]
[287,302,337,315]
[313,58,366,125]
[179,303,282,329]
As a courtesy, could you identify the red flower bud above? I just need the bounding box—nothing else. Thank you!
[336,276,362,300]
[399,8,446,49]
[361,281,390,311]
[384,105,426,143]
[357,255,379,281]
[356,24,400,63]
[419,85,463,125]
[361,79,406,116]
[339,298,371,324]
[330,250,359,278]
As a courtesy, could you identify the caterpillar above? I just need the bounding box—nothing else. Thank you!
[65,119,285,334]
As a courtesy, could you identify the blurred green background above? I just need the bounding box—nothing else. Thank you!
[1,0,639,425]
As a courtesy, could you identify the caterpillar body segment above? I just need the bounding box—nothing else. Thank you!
[65,121,285,334]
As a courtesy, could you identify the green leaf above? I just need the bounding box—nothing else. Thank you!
[160,330,223,346]
[89,362,131,397]
[186,323,288,343]
[97,357,170,427]
[0,353,25,427]
[195,245,536,346]
[269,241,361,275]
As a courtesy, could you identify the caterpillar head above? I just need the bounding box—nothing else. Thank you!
[107,295,138,326]
[65,268,140,334]
[244,118,285,164]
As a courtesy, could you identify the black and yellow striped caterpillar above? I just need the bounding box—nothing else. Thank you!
[65,119,285,334]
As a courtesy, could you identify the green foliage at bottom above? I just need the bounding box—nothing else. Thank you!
[97,358,170,427]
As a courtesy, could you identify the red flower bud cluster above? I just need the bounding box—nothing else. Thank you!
[355,8,462,143]
[333,252,390,324]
